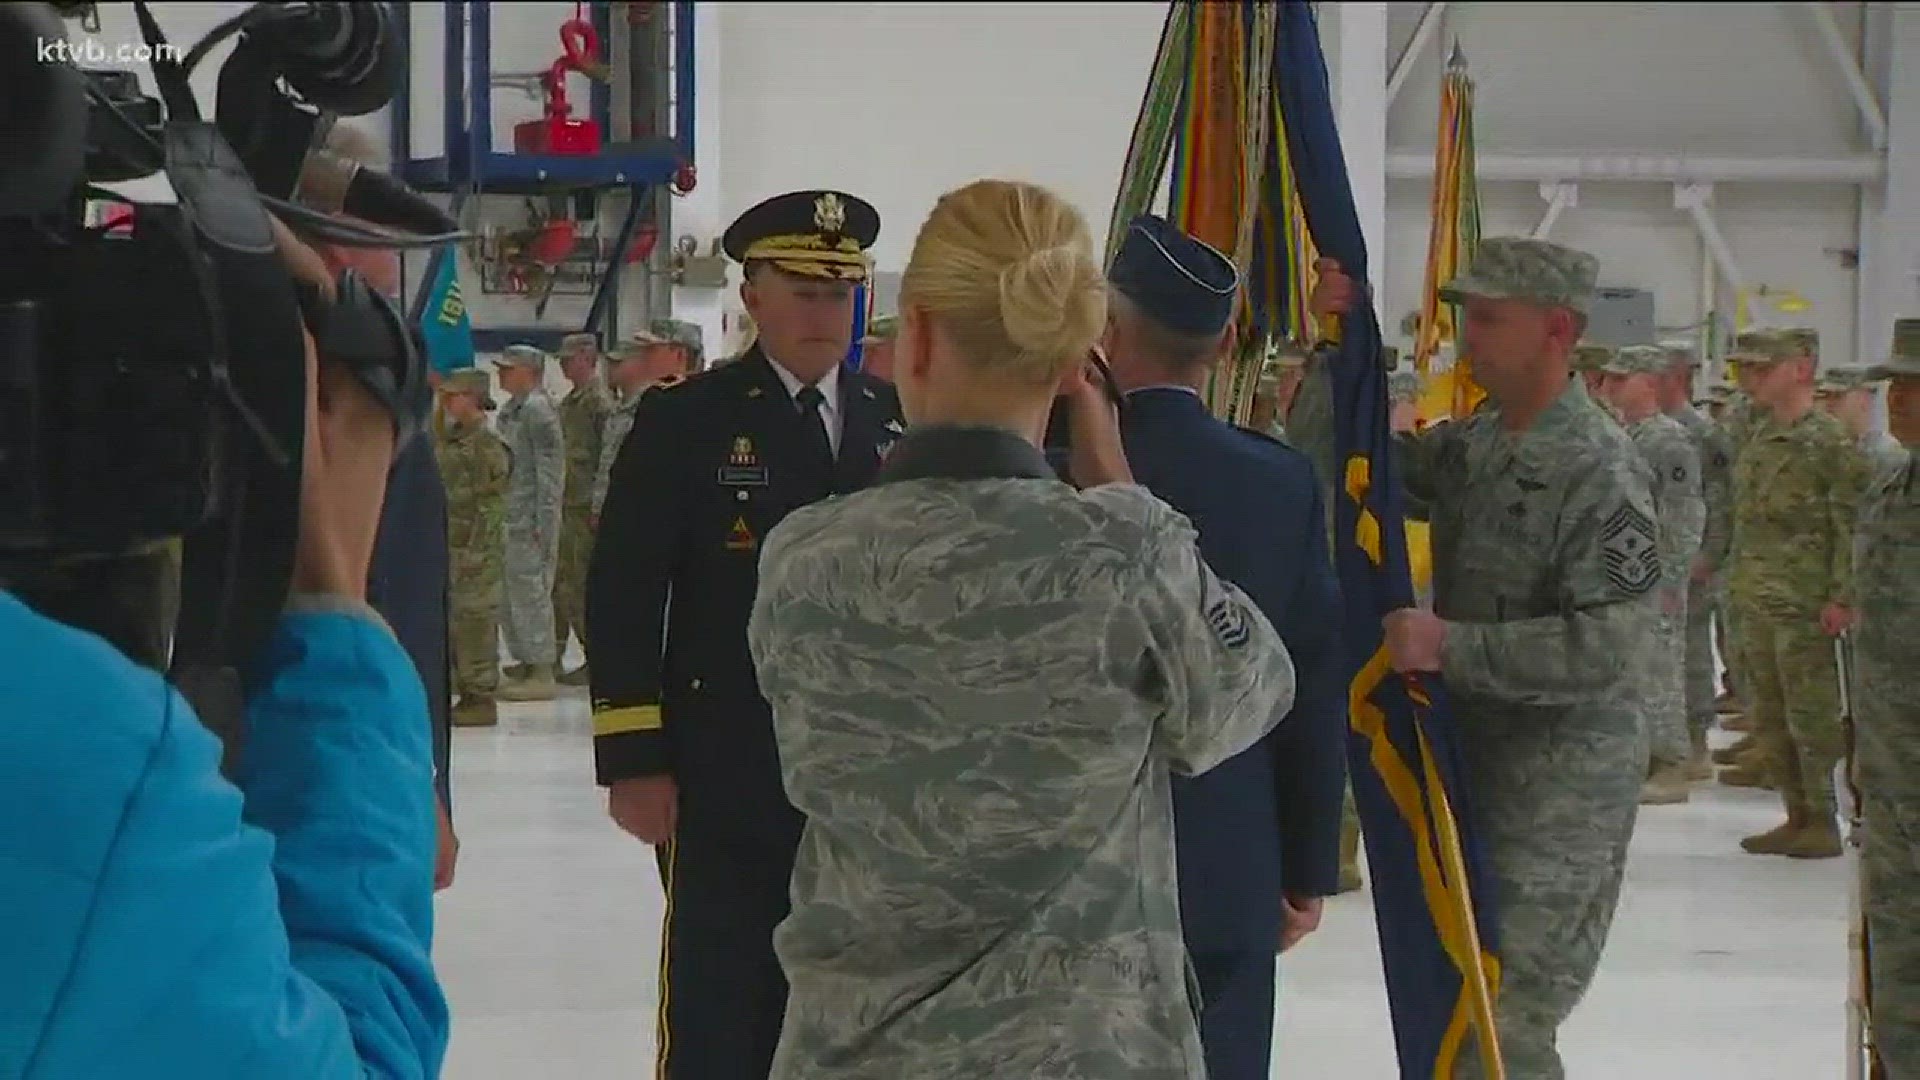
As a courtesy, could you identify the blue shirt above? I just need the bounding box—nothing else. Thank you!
[0,593,449,1078]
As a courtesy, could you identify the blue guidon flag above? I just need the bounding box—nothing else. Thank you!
[417,251,475,374]
[1273,2,1505,1076]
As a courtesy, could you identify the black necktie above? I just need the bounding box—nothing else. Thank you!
[795,384,835,474]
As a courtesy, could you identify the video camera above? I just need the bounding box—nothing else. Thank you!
[0,1,459,747]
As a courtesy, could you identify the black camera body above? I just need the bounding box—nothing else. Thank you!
[0,2,424,738]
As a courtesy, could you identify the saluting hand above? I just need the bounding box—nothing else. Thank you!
[609,775,679,846]
[1062,349,1133,488]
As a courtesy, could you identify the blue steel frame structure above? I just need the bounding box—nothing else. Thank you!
[392,1,696,351]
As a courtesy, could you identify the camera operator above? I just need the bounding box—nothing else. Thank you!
[304,118,459,890]
[0,219,450,1076]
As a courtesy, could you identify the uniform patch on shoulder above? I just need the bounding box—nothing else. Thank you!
[1204,596,1251,649]
[1600,503,1659,595]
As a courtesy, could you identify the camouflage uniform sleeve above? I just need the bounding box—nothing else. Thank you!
[1111,489,1297,776]
[1441,455,1659,704]
[1697,425,1734,570]
[1828,437,1874,606]
[1395,420,1463,507]
[530,400,566,540]
[1282,355,1336,500]
[591,408,626,515]
[1656,431,1705,591]
[480,436,510,541]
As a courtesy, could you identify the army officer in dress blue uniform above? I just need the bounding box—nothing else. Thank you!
[585,189,904,1080]
[1101,214,1348,1080]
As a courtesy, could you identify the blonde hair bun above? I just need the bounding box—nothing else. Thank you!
[899,179,1107,388]
[998,244,1106,362]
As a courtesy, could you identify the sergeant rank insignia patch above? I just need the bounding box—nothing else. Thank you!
[1600,502,1659,595]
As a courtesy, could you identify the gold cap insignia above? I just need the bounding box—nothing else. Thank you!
[814,192,846,234]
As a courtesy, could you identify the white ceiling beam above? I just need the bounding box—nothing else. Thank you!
[1530,182,1578,240]
[1385,149,1885,184]
[1385,2,1448,110]
[1674,183,1747,293]
[1800,0,1889,151]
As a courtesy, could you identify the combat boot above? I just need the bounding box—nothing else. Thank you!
[559,663,592,687]
[1781,819,1844,860]
[1718,764,1774,790]
[1641,764,1692,805]
[1684,732,1714,782]
[1712,733,1758,765]
[503,662,532,681]
[498,664,558,702]
[452,696,499,728]
[1721,712,1754,733]
[1741,809,1807,855]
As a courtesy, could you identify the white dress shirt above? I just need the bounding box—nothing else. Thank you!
[766,354,844,459]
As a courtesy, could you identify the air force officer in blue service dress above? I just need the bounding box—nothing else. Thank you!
[1101,214,1348,1080]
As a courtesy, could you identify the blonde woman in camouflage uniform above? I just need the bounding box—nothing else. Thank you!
[1857,317,1920,1075]
[434,369,511,727]
[1725,328,1872,857]
[747,179,1294,1080]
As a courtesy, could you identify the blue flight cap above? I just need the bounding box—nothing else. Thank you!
[1107,214,1241,335]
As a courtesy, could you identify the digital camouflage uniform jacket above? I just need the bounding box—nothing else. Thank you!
[747,436,1296,1080]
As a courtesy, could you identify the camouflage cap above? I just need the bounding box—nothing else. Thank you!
[496,343,549,371]
[1437,236,1600,314]
[860,314,899,344]
[1599,344,1669,376]
[1659,338,1701,368]
[1733,326,1818,366]
[648,318,703,350]
[1572,342,1615,372]
[439,367,496,408]
[1388,370,1421,404]
[1816,365,1884,394]
[1867,316,1920,380]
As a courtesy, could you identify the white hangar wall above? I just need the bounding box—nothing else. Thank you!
[715,1,1914,366]
[83,3,1917,366]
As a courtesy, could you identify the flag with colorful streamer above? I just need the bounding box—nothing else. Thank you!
[1413,44,1485,419]
[1110,5,1504,1074]
[1272,6,1504,1075]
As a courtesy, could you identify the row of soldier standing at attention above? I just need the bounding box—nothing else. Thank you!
[450,176,1918,1079]
[429,323,699,725]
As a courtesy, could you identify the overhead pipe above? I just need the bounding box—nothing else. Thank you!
[1802,0,1889,150]
[1386,149,1885,184]
[1385,1,1448,110]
